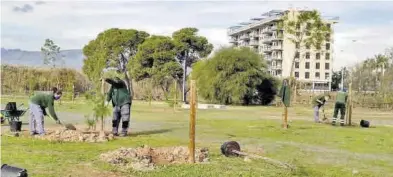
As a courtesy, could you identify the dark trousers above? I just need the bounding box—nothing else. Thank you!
[333,102,346,123]
[112,103,130,134]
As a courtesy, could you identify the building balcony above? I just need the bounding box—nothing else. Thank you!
[239,34,250,40]
[270,25,278,30]
[262,28,273,34]
[271,35,283,40]
[271,65,283,70]
[229,38,238,43]
[250,31,258,38]
[271,56,282,60]
[250,40,259,46]
[263,48,272,53]
[262,37,272,43]
[271,45,283,50]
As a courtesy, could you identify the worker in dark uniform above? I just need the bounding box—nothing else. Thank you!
[105,77,131,136]
[332,88,348,126]
[311,93,331,123]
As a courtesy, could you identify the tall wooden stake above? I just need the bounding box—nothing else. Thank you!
[189,80,197,163]
[283,106,288,129]
[101,79,105,131]
[348,83,353,125]
[174,80,177,111]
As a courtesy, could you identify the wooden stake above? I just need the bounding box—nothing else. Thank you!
[101,78,105,131]
[174,80,177,111]
[189,80,197,163]
[283,106,288,129]
[348,83,353,125]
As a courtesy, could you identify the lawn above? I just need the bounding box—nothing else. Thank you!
[1,96,393,177]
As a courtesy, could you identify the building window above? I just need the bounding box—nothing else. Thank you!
[295,72,299,78]
[306,31,311,36]
[325,53,330,60]
[306,44,310,49]
[316,62,320,69]
[316,44,321,50]
[305,72,310,79]
[326,43,330,50]
[325,72,330,79]
[296,32,301,37]
[295,62,299,69]
[295,42,300,49]
[315,72,320,78]
[306,52,310,59]
[326,33,330,41]
[295,52,300,58]
[305,62,310,69]
[325,63,330,70]
[306,23,311,30]
[296,24,300,30]
[316,53,320,59]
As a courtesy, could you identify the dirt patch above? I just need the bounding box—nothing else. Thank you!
[35,129,115,143]
[100,145,209,171]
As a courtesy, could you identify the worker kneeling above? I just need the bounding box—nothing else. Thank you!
[105,77,131,137]
[332,88,348,126]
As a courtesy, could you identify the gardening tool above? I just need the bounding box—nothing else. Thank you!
[50,116,77,130]
[321,106,328,122]
[220,141,295,169]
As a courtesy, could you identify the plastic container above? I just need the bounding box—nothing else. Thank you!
[1,164,28,177]
[9,121,22,132]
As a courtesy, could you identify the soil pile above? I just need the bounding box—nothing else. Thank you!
[100,145,209,171]
[36,129,115,143]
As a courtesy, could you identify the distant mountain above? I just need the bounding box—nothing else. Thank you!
[0,48,84,70]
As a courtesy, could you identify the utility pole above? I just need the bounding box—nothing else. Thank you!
[341,67,345,90]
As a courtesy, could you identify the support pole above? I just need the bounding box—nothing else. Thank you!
[101,79,105,131]
[348,83,353,125]
[189,80,197,163]
[174,80,177,111]
[283,106,288,129]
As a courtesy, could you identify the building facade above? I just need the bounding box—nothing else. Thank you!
[227,9,338,91]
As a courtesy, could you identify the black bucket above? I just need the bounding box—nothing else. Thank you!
[9,121,22,132]
[1,164,28,177]
[360,120,370,128]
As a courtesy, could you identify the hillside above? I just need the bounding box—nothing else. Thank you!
[0,48,84,70]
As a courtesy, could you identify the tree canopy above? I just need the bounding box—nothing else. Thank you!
[172,27,214,102]
[82,28,149,91]
[192,47,278,105]
[129,35,183,93]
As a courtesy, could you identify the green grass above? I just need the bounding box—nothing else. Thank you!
[1,96,393,177]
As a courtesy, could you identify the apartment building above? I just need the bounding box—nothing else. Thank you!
[228,8,339,91]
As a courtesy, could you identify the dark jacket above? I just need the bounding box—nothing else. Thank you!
[30,93,58,121]
[105,78,131,107]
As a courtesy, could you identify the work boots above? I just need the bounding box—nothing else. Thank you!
[112,119,120,136]
[120,121,129,137]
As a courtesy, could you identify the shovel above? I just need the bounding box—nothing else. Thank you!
[49,115,77,130]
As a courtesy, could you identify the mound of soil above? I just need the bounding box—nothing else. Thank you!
[100,145,209,171]
[36,129,115,143]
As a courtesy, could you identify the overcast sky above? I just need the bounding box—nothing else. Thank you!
[1,0,393,70]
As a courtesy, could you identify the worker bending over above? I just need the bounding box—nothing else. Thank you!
[29,87,62,135]
[312,93,331,123]
[105,77,131,137]
[332,88,348,126]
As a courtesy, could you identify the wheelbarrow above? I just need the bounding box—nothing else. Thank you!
[1,102,29,132]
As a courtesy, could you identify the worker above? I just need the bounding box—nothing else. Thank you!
[29,87,62,136]
[105,76,131,137]
[312,93,331,123]
[332,88,348,126]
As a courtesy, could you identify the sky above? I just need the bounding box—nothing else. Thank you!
[1,0,393,70]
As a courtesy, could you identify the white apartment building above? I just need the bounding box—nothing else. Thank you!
[228,9,339,91]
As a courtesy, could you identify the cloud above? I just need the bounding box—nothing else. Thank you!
[12,4,34,13]
[35,1,46,5]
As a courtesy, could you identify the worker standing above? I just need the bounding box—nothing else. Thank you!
[332,88,348,126]
[311,93,331,123]
[29,87,62,136]
[105,76,131,137]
